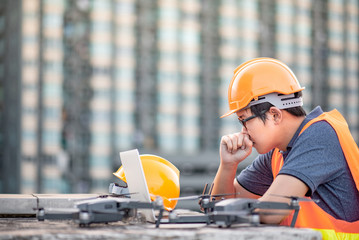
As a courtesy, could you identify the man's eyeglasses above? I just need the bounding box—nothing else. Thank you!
[238,110,268,128]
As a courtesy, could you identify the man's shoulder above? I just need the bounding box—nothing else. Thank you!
[293,119,342,161]
[300,119,337,139]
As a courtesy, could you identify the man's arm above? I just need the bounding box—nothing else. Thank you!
[258,174,309,224]
[212,162,238,198]
[212,132,255,198]
[212,163,261,199]
[233,179,261,199]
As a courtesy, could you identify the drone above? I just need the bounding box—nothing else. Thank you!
[208,197,301,228]
[167,183,318,228]
[37,191,165,228]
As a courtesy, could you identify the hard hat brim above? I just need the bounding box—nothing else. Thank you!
[220,109,237,118]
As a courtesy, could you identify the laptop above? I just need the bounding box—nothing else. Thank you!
[119,149,157,222]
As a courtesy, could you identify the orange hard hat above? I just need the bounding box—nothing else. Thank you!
[221,58,305,118]
[113,154,180,211]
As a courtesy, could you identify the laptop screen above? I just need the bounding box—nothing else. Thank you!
[119,149,156,222]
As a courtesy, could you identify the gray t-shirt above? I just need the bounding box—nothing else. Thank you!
[236,106,359,222]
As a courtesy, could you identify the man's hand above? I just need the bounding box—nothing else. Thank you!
[212,130,254,200]
[220,131,253,167]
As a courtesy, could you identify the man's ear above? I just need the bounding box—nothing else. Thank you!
[269,107,282,124]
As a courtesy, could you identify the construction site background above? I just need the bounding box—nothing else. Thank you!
[0,0,358,206]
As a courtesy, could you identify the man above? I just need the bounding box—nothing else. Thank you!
[212,58,359,236]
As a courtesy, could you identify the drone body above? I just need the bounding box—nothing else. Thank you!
[205,198,300,227]
[208,198,260,227]
[76,198,136,226]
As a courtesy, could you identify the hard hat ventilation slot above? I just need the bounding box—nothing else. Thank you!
[247,92,303,110]
[250,96,265,103]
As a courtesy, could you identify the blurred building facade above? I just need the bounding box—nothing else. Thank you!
[0,0,358,195]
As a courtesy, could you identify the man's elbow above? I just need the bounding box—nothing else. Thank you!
[259,210,291,225]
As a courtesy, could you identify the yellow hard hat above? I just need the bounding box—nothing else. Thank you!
[113,154,180,211]
[221,58,305,118]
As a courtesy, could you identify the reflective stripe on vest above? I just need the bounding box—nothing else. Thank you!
[271,109,359,237]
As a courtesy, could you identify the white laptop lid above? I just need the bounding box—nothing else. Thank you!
[119,149,156,222]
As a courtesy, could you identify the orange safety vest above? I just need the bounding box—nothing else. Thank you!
[271,109,359,239]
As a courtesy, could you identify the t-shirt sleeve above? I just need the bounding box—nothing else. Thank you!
[236,151,274,196]
[278,121,344,196]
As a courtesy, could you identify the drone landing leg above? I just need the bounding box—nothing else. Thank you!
[290,209,299,228]
[155,209,164,228]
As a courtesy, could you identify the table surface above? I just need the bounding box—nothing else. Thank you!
[0,218,322,240]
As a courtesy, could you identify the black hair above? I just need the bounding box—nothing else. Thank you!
[250,92,306,123]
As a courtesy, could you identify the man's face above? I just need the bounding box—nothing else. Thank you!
[236,108,277,154]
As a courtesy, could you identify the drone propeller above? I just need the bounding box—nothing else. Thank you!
[213,210,288,217]
[169,192,239,201]
[170,182,239,201]
[73,192,137,202]
[101,192,138,198]
[270,194,320,203]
